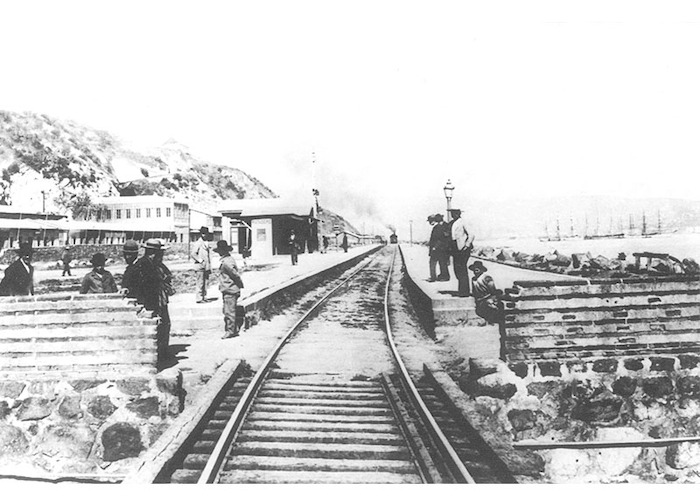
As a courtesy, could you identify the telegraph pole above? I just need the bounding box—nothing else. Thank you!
[409,220,413,246]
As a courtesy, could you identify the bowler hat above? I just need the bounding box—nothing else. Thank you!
[200,226,210,234]
[16,241,33,257]
[123,240,139,254]
[142,238,170,251]
[468,261,487,272]
[91,253,107,267]
[213,240,233,254]
[434,213,444,222]
[449,208,462,216]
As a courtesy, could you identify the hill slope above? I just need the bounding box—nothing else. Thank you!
[0,111,276,216]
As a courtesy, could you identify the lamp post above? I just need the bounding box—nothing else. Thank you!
[443,179,455,222]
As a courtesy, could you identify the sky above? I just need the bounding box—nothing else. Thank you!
[1,1,700,241]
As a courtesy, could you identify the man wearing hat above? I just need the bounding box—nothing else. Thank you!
[61,246,73,277]
[121,240,141,299]
[428,213,451,282]
[140,239,174,370]
[0,241,34,296]
[450,208,474,297]
[214,240,245,339]
[191,226,212,303]
[80,253,118,294]
[469,261,503,324]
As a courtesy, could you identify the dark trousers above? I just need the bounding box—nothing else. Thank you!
[156,306,171,371]
[222,293,239,337]
[291,250,298,265]
[429,253,450,280]
[62,262,71,276]
[453,249,471,296]
[195,270,208,302]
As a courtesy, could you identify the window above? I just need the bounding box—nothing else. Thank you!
[156,208,161,217]
[136,209,141,218]
[126,209,131,219]
[105,210,111,220]
[146,208,151,218]
[166,207,172,217]
[116,209,122,219]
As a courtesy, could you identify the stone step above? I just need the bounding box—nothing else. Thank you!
[0,292,124,304]
[254,397,389,408]
[246,412,395,424]
[3,301,136,314]
[231,441,411,460]
[0,325,157,341]
[258,390,385,400]
[224,455,417,474]
[237,430,404,445]
[0,338,156,354]
[242,420,400,434]
[219,469,420,484]
[0,351,156,369]
[250,404,392,416]
[0,311,145,327]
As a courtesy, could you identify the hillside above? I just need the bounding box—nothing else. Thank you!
[0,111,276,215]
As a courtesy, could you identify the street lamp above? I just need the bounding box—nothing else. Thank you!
[443,179,455,222]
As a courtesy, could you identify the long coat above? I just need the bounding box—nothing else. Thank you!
[0,259,34,296]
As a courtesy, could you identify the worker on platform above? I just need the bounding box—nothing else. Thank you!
[288,230,299,265]
[121,239,141,298]
[0,241,34,296]
[140,239,174,370]
[191,226,212,303]
[428,213,451,282]
[214,240,244,339]
[341,233,349,253]
[61,246,73,277]
[469,261,503,324]
[80,253,118,294]
[450,209,474,297]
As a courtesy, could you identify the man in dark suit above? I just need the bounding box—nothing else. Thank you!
[0,241,34,296]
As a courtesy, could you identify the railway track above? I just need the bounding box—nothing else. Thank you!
[161,246,515,484]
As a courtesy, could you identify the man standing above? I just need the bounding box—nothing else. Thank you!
[428,213,451,282]
[450,208,474,297]
[140,239,174,370]
[121,240,141,298]
[80,253,118,294]
[341,233,349,253]
[61,246,72,277]
[0,242,34,296]
[288,230,299,265]
[191,226,212,303]
[214,240,244,339]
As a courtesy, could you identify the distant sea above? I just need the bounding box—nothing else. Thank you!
[480,233,700,263]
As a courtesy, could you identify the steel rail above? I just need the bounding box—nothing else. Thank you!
[382,246,476,484]
[197,254,379,484]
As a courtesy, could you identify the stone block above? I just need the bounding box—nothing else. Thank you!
[0,381,25,399]
[16,397,52,421]
[87,395,117,420]
[507,409,536,432]
[0,402,9,420]
[566,360,587,374]
[650,357,676,372]
[624,358,644,371]
[666,442,700,469]
[27,380,57,395]
[592,359,618,373]
[538,361,561,377]
[642,377,674,398]
[612,377,637,397]
[677,376,700,397]
[679,354,700,370]
[70,380,107,392]
[126,397,160,418]
[116,378,151,396]
[58,395,82,419]
[101,422,143,462]
[0,423,29,456]
[469,374,517,400]
[508,362,529,379]
[571,396,622,423]
[527,381,563,400]
[37,424,95,460]
[469,358,499,379]
[156,367,183,395]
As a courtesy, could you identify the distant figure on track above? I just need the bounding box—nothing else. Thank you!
[121,239,141,298]
[450,209,474,297]
[191,226,212,303]
[80,253,118,294]
[214,240,244,339]
[140,239,174,370]
[61,246,73,277]
[469,261,503,324]
[0,241,34,296]
[288,230,299,265]
[322,235,329,253]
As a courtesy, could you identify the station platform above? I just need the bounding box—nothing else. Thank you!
[398,245,578,364]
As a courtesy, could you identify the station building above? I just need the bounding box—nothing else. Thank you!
[0,206,68,249]
[69,195,190,245]
[219,198,318,260]
[188,207,224,242]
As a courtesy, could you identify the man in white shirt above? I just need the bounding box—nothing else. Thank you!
[450,209,475,297]
[191,226,212,303]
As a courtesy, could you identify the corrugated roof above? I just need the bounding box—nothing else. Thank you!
[0,218,69,230]
[219,198,312,218]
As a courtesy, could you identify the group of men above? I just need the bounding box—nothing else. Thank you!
[427,208,503,324]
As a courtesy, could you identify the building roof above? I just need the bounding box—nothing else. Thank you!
[0,205,68,220]
[0,218,69,230]
[95,195,189,206]
[219,198,313,218]
[68,220,177,232]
